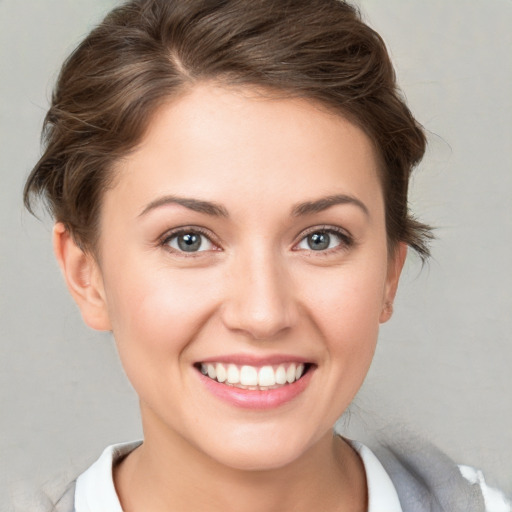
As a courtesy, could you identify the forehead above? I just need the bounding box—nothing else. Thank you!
[107,84,383,218]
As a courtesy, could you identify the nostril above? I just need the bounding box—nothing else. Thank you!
[219,262,297,340]
[220,302,296,341]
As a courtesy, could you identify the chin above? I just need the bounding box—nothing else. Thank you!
[195,423,326,472]
[208,445,303,472]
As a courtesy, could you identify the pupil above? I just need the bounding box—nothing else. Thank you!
[178,233,201,252]
[308,232,330,251]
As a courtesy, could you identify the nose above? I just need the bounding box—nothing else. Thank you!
[220,248,297,341]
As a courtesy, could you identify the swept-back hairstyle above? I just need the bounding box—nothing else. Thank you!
[24,0,432,257]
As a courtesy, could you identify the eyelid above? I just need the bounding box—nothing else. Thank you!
[158,226,221,254]
[157,224,353,255]
[293,225,354,252]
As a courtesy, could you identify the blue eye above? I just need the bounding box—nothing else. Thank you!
[165,231,214,253]
[296,230,349,251]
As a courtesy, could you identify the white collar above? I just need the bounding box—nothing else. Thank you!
[348,440,403,512]
[75,441,141,512]
[75,439,402,512]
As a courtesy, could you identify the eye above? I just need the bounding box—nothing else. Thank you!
[296,229,351,252]
[164,230,215,253]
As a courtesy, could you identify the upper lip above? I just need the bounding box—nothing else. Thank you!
[197,354,313,366]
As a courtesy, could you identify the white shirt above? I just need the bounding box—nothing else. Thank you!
[74,440,510,512]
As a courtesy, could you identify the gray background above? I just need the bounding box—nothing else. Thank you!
[1,0,511,503]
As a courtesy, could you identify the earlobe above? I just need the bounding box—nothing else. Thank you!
[379,242,407,324]
[53,223,111,331]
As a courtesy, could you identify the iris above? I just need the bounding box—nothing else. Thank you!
[178,232,202,252]
[307,232,331,251]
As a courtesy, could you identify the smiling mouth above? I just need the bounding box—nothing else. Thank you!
[195,362,312,390]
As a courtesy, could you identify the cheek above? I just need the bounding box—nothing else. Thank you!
[103,261,219,365]
[307,262,385,325]
[286,261,387,427]
[303,261,386,365]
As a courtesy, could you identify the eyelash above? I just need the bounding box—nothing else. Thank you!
[294,226,354,255]
[158,225,354,256]
[159,226,220,256]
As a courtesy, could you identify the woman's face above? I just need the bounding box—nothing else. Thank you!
[86,84,403,470]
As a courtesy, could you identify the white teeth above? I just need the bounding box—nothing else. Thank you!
[240,365,258,386]
[216,363,227,383]
[286,363,296,383]
[207,364,216,380]
[227,364,240,384]
[200,362,309,388]
[275,365,287,385]
[258,366,276,387]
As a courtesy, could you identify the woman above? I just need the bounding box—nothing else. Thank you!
[20,0,510,511]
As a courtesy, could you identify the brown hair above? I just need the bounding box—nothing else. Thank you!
[24,0,432,258]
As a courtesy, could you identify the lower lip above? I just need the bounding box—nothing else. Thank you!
[197,368,314,409]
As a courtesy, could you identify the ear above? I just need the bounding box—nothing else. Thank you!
[53,222,111,331]
[379,242,407,324]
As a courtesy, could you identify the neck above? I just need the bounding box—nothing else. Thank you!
[114,413,366,512]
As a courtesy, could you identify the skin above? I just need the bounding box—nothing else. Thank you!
[54,83,406,511]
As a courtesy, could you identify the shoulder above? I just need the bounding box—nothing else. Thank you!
[9,472,76,512]
[459,465,512,512]
[369,429,511,512]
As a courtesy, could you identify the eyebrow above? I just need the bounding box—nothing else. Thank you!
[291,194,369,217]
[138,193,368,219]
[138,195,229,218]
